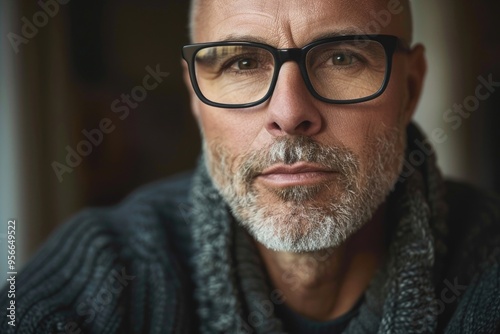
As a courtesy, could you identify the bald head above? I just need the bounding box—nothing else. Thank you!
[188,0,413,45]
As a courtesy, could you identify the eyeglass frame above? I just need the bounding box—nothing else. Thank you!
[182,34,410,109]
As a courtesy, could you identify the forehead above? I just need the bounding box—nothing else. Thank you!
[193,0,409,47]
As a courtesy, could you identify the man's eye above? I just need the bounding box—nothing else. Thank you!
[231,58,259,70]
[330,53,356,66]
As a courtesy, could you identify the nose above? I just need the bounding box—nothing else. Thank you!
[264,62,323,137]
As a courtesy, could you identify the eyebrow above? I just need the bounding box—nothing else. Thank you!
[219,34,269,44]
[219,28,365,46]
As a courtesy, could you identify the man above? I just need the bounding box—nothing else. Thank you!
[1,0,499,333]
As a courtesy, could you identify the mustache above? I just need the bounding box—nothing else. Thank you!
[234,136,360,182]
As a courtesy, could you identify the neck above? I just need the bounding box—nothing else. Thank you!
[255,205,387,321]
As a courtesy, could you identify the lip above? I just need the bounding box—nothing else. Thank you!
[258,162,336,187]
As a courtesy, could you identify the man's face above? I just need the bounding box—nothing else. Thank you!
[186,0,424,252]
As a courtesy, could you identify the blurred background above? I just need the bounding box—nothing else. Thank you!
[1,0,499,282]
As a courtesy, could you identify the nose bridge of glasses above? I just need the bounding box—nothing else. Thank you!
[276,48,303,65]
[274,48,308,84]
[273,48,317,99]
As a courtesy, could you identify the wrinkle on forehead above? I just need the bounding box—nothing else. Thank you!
[190,0,413,45]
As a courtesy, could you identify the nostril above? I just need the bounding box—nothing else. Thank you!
[298,120,312,132]
[270,122,282,131]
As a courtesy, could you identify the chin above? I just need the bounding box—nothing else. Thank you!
[231,187,374,252]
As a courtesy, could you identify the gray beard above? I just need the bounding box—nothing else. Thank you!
[204,130,404,252]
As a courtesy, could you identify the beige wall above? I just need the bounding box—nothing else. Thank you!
[412,1,499,188]
[412,1,467,179]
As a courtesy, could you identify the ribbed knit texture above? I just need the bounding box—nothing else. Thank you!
[0,176,196,333]
[1,123,499,333]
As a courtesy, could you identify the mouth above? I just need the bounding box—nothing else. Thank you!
[257,162,337,187]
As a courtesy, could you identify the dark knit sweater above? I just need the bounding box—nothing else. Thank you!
[1,124,500,333]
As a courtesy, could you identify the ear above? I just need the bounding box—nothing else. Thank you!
[402,44,427,125]
[181,59,201,121]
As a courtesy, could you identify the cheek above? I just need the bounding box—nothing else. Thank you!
[383,59,412,126]
[322,98,405,153]
[197,105,265,155]
[316,82,407,170]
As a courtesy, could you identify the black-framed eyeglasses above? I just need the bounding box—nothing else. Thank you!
[182,35,409,108]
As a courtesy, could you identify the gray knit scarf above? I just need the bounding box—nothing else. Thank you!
[188,124,448,334]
